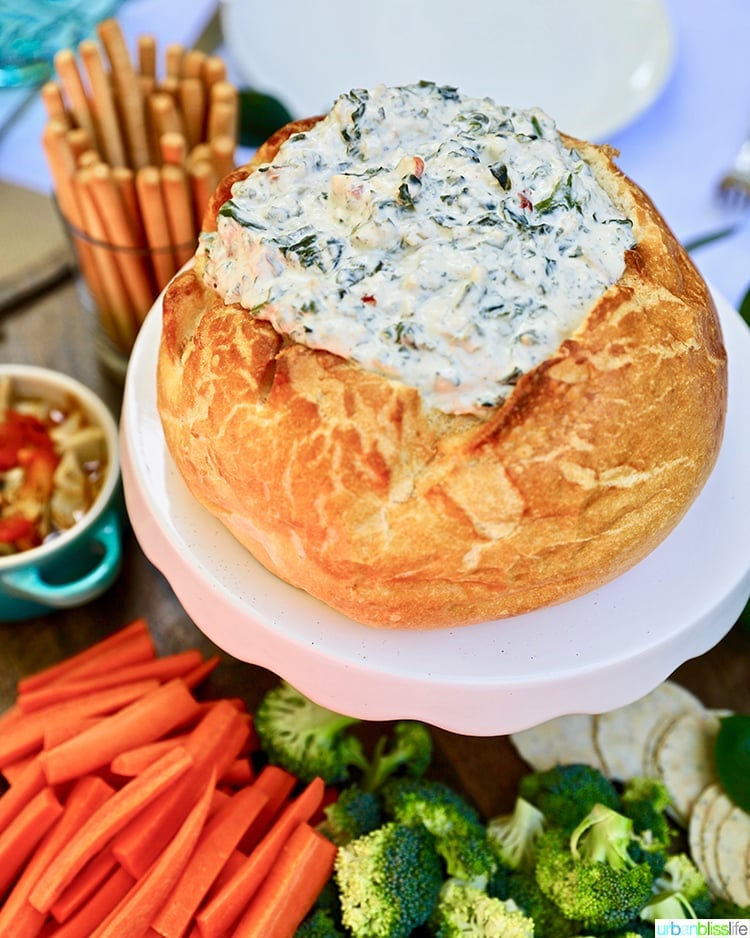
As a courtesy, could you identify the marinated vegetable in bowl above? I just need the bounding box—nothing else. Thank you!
[0,375,108,555]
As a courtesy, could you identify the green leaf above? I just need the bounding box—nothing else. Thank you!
[715,713,750,813]
[738,282,750,328]
[683,225,738,253]
[238,89,294,148]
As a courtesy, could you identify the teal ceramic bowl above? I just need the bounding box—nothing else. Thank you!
[0,365,122,621]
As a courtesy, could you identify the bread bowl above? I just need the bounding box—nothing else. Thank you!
[157,82,727,629]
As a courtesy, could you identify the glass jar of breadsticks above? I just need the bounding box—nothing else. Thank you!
[40,18,238,379]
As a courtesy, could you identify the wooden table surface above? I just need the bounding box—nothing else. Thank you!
[1,254,749,821]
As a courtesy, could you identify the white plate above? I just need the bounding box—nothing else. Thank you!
[221,0,675,142]
[121,289,750,736]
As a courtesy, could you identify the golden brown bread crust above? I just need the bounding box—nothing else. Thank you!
[157,119,728,629]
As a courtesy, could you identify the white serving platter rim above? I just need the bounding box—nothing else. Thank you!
[120,286,750,736]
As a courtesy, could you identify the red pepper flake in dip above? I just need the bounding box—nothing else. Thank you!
[0,376,108,556]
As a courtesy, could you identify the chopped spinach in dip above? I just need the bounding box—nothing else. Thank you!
[200,81,635,414]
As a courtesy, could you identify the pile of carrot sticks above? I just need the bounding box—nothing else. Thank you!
[41,18,239,355]
[0,618,337,938]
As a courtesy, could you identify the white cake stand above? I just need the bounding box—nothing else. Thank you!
[120,287,750,736]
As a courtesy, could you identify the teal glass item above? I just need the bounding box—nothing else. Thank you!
[0,0,121,88]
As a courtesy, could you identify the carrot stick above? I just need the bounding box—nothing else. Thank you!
[43,715,100,750]
[39,679,199,786]
[0,758,46,835]
[182,654,220,691]
[110,733,190,777]
[237,764,297,854]
[0,786,63,897]
[29,746,193,913]
[195,777,325,938]
[51,630,157,686]
[18,650,204,714]
[221,758,253,788]
[52,866,135,938]
[49,849,118,923]
[0,775,113,931]
[231,822,338,938]
[91,771,215,938]
[1,752,37,786]
[0,680,159,770]
[17,619,150,694]
[151,784,269,938]
[112,701,249,877]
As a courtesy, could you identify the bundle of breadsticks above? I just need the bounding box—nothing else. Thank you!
[41,18,238,357]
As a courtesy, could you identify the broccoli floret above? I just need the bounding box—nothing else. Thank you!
[319,785,383,846]
[534,804,655,930]
[382,777,497,884]
[486,796,545,871]
[639,853,712,922]
[518,763,620,834]
[334,821,443,938]
[501,868,583,938]
[253,681,367,784]
[295,906,346,937]
[620,777,674,852]
[430,879,534,938]
[359,721,432,792]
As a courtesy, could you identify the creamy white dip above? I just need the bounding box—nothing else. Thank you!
[200,81,635,414]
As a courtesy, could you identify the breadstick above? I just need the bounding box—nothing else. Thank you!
[181,49,206,80]
[149,92,183,142]
[165,43,184,79]
[201,56,226,88]
[137,34,157,80]
[160,131,187,166]
[178,77,206,150]
[76,149,100,169]
[75,166,138,350]
[43,120,105,312]
[161,163,197,266]
[209,134,235,181]
[112,166,147,247]
[187,142,212,167]
[53,49,96,145]
[65,127,93,163]
[135,166,176,289]
[97,18,150,169]
[188,159,217,229]
[40,82,70,126]
[89,162,157,324]
[207,81,238,142]
[78,39,127,168]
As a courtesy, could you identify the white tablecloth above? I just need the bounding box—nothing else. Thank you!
[1,0,749,308]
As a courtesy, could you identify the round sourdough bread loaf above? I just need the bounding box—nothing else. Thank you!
[157,87,727,629]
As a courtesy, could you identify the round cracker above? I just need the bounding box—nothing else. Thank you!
[715,804,750,906]
[510,713,604,772]
[652,709,721,826]
[594,681,705,781]
[689,783,732,900]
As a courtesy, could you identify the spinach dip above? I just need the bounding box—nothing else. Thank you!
[200,81,635,415]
